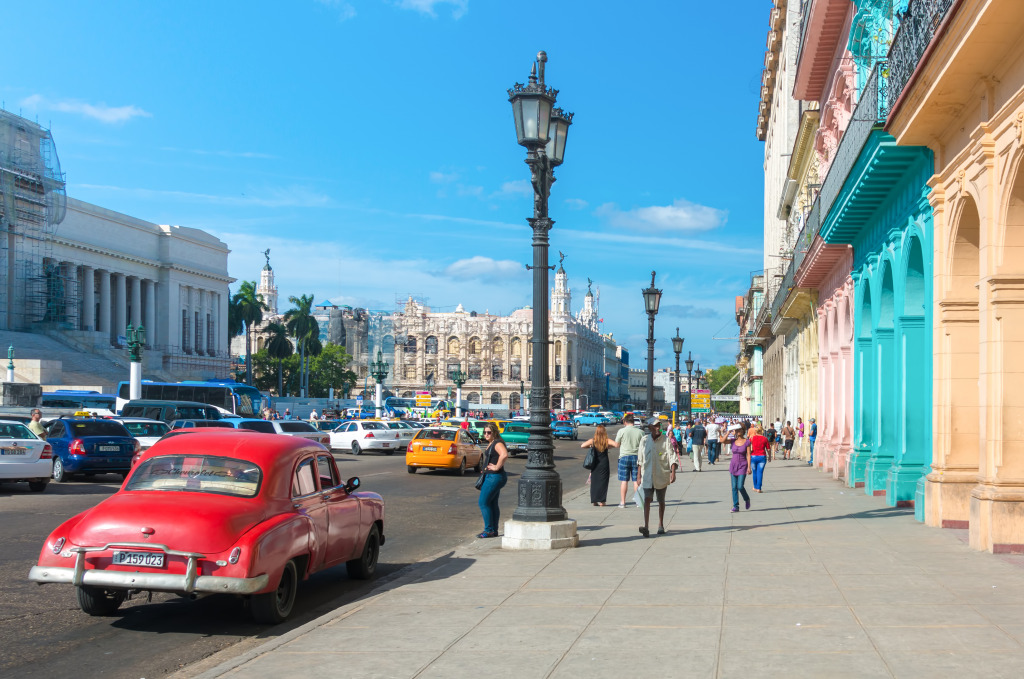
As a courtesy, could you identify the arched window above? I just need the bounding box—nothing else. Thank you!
[401,391,413,398]
[467,392,480,404]
[469,337,482,355]
[405,336,417,353]
[509,392,520,409]
[511,337,521,354]
[490,392,502,405]
[425,336,438,354]
[382,334,394,355]
[492,337,504,355]
[448,336,460,354]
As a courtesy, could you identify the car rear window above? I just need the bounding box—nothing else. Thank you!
[127,455,262,497]
[506,425,530,434]
[69,421,131,437]
[238,421,276,434]
[122,421,170,437]
[0,422,35,439]
[175,406,217,420]
[416,428,457,441]
[278,422,316,433]
[361,422,385,431]
[196,421,235,428]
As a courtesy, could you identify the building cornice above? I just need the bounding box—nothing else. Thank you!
[756,0,789,141]
[50,235,235,285]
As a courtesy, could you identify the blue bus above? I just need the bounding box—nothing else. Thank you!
[115,380,263,417]
[40,390,117,414]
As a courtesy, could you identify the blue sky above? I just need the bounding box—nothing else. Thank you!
[5,0,767,371]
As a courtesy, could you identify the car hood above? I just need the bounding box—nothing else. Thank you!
[69,492,269,554]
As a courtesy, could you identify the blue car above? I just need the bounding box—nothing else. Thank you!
[552,420,578,440]
[45,417,138,482]
[574,413,611,426]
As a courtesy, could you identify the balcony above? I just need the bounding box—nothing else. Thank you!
[887,0,957,115]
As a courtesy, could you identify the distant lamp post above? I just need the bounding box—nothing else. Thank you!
[451,365,467,418]
[684,352,695,423]
[671,328,684,426]
[506,49,578,548]
[641,271,663,416]
[126,323,146,399]
[370,349,390,419]
[6,345,14,383]
[519,379,525,415]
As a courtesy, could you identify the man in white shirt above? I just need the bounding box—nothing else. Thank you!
[706,420,721,465]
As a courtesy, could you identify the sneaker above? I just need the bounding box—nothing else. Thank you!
[617,503,626,508]
[745,500,751,510]
[730,507,739,513]
[657,527,666,535]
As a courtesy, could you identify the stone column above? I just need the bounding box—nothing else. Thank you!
[130,276,142,327]
[144,280,156,346]
[114,273,127,341]
[865,327,896,497]
[195,290,205,356]
[98,269,111,337]
[82,266,95,331]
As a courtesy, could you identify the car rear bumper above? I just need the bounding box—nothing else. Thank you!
[62,455,132,473]
[28,565,269,595]
[0,460,52,479]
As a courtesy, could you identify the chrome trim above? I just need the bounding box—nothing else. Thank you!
[29,565,269,595]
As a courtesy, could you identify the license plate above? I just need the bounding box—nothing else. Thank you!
[514,444,527,449]
[112,551,165,567]
[382,442,390,448]
[423,446,437,451]
[98,445,120,452]
[1,447,27,455]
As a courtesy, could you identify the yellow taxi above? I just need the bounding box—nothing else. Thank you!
[406,426,483,475]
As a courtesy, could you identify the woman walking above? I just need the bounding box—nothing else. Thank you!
[749,424,769,493]
[477,424,508,538]
[581,424,618,506]
[729,425,752,512]
[796,417,805,460]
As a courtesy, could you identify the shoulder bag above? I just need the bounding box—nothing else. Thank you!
[583,446,597,470]
[474,470,489,491]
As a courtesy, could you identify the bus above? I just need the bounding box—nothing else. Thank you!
[115,380,264,417]
[384,396,459,418]
[40,390,117,415]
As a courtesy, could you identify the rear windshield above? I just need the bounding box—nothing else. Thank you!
[278,422,316,433]
[195,421,234,428]
[69,421,130,437]
[0,422,36,439]
[415,428,458,441]
[238,421,276,434]
[505,425,530,434]
[121,421,170,437]
[361,422,385,431]
[127,455,262,497]
[175,406,217,420]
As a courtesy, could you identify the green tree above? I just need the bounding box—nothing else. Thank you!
[307,343,357,398]
[265,322,293,396]
[230,281,266,386]
[707,364,740,414]
[284,294,319,397]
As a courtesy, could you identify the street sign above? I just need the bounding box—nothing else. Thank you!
[356,396,363,403]
[711,395,741,402]
[415,390,432,407]
[691,389,712,413]
[671,402,677,412]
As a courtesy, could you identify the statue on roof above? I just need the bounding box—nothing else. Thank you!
[587,277,593,294]
[262,248,271,270]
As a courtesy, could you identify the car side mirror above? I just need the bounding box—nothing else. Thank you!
[344,476,361,493]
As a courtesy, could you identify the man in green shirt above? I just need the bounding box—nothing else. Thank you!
[27,409,46,440]
[614,413,645,508]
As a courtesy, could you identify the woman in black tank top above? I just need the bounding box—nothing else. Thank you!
[477,424,508,538]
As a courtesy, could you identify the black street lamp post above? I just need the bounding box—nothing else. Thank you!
[508,50,573,524]
[519,379,525,415]
[684,352,695,423]
[370,349,390,419]
[671,328,684,425]
[452,364,468,418]
[641,272,663,416]
[126,323,146,400]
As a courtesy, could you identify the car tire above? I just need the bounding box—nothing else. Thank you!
[457,457,467,476]
[351,442,362,456]
[346,525,380,580]
[385,450,395,456]
[28,480,48,492]
[407,465,416,474]
[76,586,126,616]
[250,559,298,625]
[52,458,69,483]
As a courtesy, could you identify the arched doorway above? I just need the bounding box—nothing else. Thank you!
[866,261,897,495]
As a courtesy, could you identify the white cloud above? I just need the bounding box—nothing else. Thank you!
[560,229,760,256]
[429,170,459,183]
[565,198,589,210]
[393,0,469,19]
[315,0,357,20]
[595,198,727,232]
[443,256,525,283]
[490,179,532,199]
[74,183,331,208]
[21,94,151,124]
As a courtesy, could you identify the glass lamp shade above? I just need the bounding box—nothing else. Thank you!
[642,286,662,315]
[671,329,684,355]
[545,110,570,165]
[684,353,695,373]
[511,91,554,147]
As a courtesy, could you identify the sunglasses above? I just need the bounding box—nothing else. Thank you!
[484,430,495,436]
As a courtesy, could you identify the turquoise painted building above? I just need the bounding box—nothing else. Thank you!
[817,62,933,516]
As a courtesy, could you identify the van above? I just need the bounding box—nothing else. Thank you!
[119,400,221,423]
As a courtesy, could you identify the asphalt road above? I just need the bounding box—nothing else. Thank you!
[0,427,603,679]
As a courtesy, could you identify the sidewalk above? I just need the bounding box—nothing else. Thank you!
[187,460,1024,679]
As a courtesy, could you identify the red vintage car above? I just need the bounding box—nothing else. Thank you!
[28,430,384,623]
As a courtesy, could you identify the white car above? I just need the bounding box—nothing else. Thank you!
[264,419,331,447]
[113,417,169,451]
[329,420,398,455]
[0,419,52,492]
[383,420,417,451]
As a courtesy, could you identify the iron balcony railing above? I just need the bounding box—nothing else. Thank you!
[887,0,956,111]
[768,63,889,323]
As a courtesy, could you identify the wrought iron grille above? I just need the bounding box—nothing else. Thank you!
[887,0,956,109]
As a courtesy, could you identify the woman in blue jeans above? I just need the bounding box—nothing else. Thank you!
[477,424,509,538]
[748,424,769,493]
[729,427,752,512]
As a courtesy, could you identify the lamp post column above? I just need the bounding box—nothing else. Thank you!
[641,272,663,417]
[6,345,14,383]
[672,328,683,428]
[685,352,695,423]
[127,324,145,399]
[370,350,390,419]
[453,365,467,418]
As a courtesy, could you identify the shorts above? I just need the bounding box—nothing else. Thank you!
[642,486,667,503]
[784,439,794,450]
[617,455,638,481]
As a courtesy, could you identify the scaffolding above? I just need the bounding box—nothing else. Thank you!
[0,109,69,331]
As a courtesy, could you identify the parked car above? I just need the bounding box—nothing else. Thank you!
[0,419,53,492]
[597,411,621,424]
[383,420,417,451]
[574,413,611,426]
[119,400,221,423]
[329,420,398,455]
[113,418,170,451]
[170,419,236,430]
[28,430,384,623]
[405,426,483,475]
[45,417,139,482]
[500,422,530,456]
[552,420,579,440]
[263,420,331,447]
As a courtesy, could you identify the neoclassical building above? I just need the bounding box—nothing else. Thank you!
[388,264,611,410]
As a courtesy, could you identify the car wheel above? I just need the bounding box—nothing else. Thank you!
[351,442,362,456]
[407,465,416,474]
[250,559,298,624]
[76,586,126,616]
[346,525,380,580]
[458,457,467,476]
[384,450,395,456]
[28,480,48,492]
[52,458,68,483]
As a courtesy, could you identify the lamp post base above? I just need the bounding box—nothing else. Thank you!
[501,519,579,550]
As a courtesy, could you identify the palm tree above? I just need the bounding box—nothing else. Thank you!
[265,322,293,396]
[284,294,319,397]
[231,281,266,386]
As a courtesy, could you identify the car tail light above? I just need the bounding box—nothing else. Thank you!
[40,443,53,460]
[131,452,141,467]
[364,432,375,439]
[228,547,242,564]
[70,439,86,455]
[447,444,457,455]
[133,439,141,454]
[52,537,65,554]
